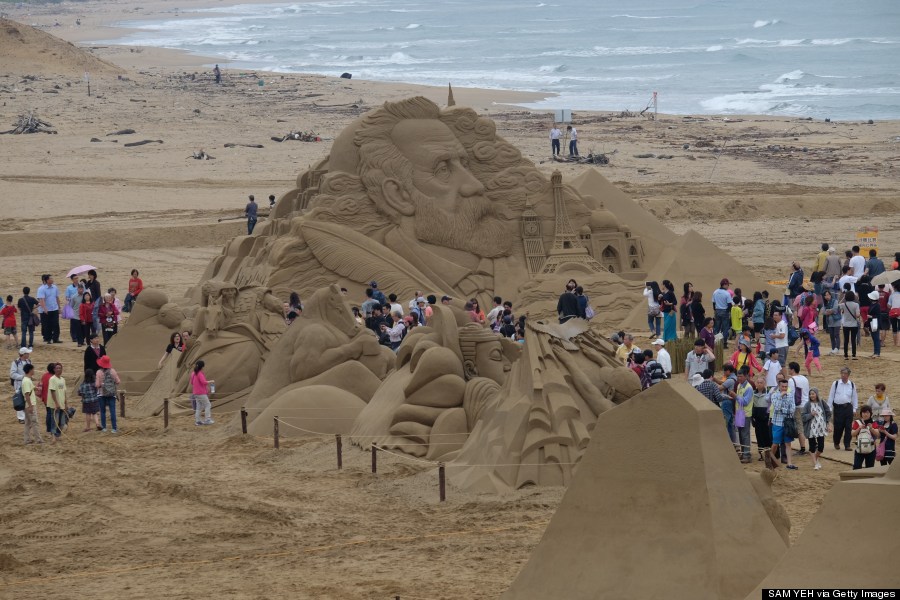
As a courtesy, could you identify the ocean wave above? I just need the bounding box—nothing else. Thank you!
[404,23,421,29]
[611,14,691,19]
[538,64,568,73]
[753,19,780,28]
[706,45,723,52]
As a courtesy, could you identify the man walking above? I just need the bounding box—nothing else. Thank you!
[36,274,61,344]
[712,278,732,348]
[566,125,578,157]
[827,366,858,451]
[549,125,561,157]
[772,311,789,369]
[865,249,885,277]
[214,64,221,84]
[787,362,810,455]
[245,195,258,235]
[787,262,804,305]
[10,347,31,424]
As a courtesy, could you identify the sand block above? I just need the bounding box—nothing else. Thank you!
[502,380,787,600]
[839,463,889,481]
[247,385,366,437]
[745,462,900,593]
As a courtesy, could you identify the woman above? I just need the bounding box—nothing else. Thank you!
[575,286,590,320]
[797,294,818,333]
[762,317,777,358]
[78,368,101,432]
[190,360,214,426]
[822,290,842,355]
[680,282,695,338]
[852,406,880,470]
[660,280,677,342]
[867,289,883,357]
[158,331,186,370]
[839,290,861,359]
[801,387,831,470]
[464,302,481,324]
[124,269,143,313]
[879,409,897,466]
[751,291,765,336]
[868,383,892,425]
[469,298,486,324]
[856,274,874,339]
[98,294,120,345]
[750,374,772,461]
[690,291,706,340]
[78,291,94,342]
[699,317,715,350]
[893,252,900,271]
[95,356,121,433]
[643,281,662,337]
[810,270,826,315]
[729,339,762,375]
[889,281,900,347]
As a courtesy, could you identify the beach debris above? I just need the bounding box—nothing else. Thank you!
[1,112,56,134]
[90,137,101,142]
[190,149,215,160]
[340,72,352,79]
[447,83,455,107]
[129,98,146,102]
[551,152,610,165]
[271,131,321,143]
[224,143,264,148]
[123,139,163,147]
[107,128,136,136]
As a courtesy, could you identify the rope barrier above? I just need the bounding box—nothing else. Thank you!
[372,444,440,466]
[0,521,549,590]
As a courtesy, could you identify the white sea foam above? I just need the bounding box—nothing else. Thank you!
[706,45,723,52]
[753,19,780,28]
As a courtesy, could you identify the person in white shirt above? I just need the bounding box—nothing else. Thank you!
[566,125,579,157]
[837,265,858,296]
[762,350,782,390]
[827,366,858,451]
[549,126,561,156]
[651,338,672,377]
[387,293,404,318]
[787,361,810,454]
[486,296,504,326]
[848,245,866,278]
[773,310,789,369]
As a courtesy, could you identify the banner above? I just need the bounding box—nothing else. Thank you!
[856,227,878,255]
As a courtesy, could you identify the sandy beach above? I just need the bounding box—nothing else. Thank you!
[1,2,900,597]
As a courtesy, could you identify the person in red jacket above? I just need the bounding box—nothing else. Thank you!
[79,291,95,345]
[124,269,143,313]
[98,294,120,345]
[1,294,18,350]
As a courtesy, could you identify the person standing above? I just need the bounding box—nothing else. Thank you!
[851,405,880,470]
[772,311,789,368]
[190,361,214,426]
[79,368,101,432]
[245,195,258,235]
[827,366,858,451]
[660,280,677,342]
[566,125,578,157]
[556,281,580,324]
[84,334,107,374]
[95,356,120,433]
[20,364,42,445]
[17,287,38,351]
[821,289,842,355]
[10,347,31,424]
[865,249,885,277]
[787,362,810,456]
[651,339,672,379]
[867,289,883,358]
[879,409,896,466]
[769,379,798,470]
[643,281,662,337]
[63,274,80,340]
[712,278,732,349]
[751,374,772,460]
[549,125,561,156]
[848,246,866,278]
[47,363,67,443]
[684,339,715,381]
[680,282,695,339]
[812,243,829,275]
[1,295,17,350]
[801,388,831,470]
[85,270,101,336]
[735,367,754,463]
[98,294,120,345]
[78,291,94,344]
[787,262,805,306]
[838,290,861,359]
[214,64,221,84]
[36,274,61,344]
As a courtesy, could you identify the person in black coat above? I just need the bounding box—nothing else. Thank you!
[84,333,107,373]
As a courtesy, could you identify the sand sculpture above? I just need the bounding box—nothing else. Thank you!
[745,460,900,594]
[121,96,790,488]
[501,380,789,600]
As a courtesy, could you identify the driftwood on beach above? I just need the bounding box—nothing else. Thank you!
[123,139,163,147]
[271,131,320,143]
[224,143,264,148]
[1,113,57,134]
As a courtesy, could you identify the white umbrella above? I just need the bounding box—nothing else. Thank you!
[872,270,900,287]
[67,264,97,278]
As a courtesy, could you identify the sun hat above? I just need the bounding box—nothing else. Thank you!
[652,338,665,346]
[868,290,880,301]
[882,408,894,417]
[690,373,703,386]
[19,347,30,355]
[97,355,112,369]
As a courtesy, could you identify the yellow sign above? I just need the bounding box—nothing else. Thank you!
[856,227,878,255]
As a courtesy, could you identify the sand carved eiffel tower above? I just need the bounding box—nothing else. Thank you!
[539,170,605,274]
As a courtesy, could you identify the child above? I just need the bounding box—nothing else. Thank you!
[77,368,101,432]
[763,349,781,391]
[1,295,17,349]
[799,328,822,376]
[730,297,743,341]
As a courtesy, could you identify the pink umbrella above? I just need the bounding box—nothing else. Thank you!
[67,264,97,278]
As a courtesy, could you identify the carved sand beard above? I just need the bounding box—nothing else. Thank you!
[412,189,512,258]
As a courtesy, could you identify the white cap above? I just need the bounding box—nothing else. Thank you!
[652,338,665,346]
[690,373,703,386]
[19,347,30,355]
[868,290,880,301]
[416,296,427,304]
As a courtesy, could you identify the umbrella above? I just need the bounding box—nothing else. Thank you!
[66,264,97,278]
[872,270,900,287]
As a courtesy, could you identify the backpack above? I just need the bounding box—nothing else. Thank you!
[101,370,117,397]
[645,360,666,385]
[855,419,876,454]
[787,323,799,347]
[790,376,803,407]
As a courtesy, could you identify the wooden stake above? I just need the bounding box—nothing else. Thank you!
[118,391,125,418]
[240,407,248,435]
[439,464,446,502]
[371,444,377,473]
[336,434,343,469]
[163,398,169,429]
[274,417,280,449]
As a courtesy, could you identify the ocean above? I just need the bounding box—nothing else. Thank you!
[100,0,900,120]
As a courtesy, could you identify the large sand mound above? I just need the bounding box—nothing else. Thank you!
[0,18,122,76]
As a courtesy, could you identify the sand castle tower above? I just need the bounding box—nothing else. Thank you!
[521,195,547,275]
[539,171,605,275]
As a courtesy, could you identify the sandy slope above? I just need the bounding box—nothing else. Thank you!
[0,10,899,599]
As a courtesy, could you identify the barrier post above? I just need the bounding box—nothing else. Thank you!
[439,463,446,502]
[336,434,343,469]
[118,391,125,418]
[163,398,169,429]
[371,444,377,473]
[274,417,280,449]
[240,407,248,435]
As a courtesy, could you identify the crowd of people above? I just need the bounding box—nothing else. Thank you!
[614,243,899,471]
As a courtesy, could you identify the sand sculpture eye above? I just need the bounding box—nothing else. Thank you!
[434,160,451,180]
